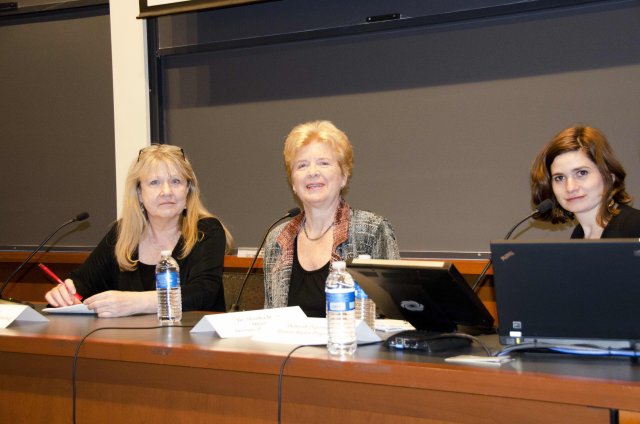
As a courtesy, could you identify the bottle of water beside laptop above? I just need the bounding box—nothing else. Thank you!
[353,254,376,330]
[156,250,182,324]
[326,260,357,356]
[354,281,376,330]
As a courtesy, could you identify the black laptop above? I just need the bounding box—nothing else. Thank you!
[346,259,494,334]
[491,239,640,348]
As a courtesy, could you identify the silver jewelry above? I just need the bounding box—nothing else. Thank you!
[303,219,334,241]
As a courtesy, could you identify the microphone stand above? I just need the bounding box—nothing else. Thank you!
[0,213,90,302]
[471,200,553,293]
[228,208,300,312]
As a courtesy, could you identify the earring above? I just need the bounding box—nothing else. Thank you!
[607,197,617,213]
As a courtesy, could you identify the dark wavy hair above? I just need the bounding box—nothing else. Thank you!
[530,125,631,225]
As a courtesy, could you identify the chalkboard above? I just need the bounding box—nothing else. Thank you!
[0,4,116,250]
[154,0,640,256]
[153,0,640,256]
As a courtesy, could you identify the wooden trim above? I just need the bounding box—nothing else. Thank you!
[0,251,91,264]
[0,251,492,274]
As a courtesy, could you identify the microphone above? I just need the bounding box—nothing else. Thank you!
[471,199,553,293]
[0,212,90,302]
[228,207,301,312]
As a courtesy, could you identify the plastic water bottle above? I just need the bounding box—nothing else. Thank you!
[156,250,182,324]
[353,254,376,330]
[354,282,376,330]
[325,261,357,356]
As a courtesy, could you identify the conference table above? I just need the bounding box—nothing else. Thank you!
[1,308,639,424]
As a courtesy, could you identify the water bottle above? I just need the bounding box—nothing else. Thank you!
[156,250,182,324]
[325,261,357,356]
[354,282,376,330]
[353,254,376,330]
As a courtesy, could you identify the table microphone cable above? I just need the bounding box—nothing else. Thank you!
[440,333,493,356]
[277,344,319,424]
[72,330,495,424]
[276,340,390,423]
[71,324,191,424]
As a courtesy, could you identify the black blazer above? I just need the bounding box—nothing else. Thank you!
[571,204,640,239]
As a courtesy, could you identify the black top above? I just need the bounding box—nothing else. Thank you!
[571,204,640,239]
[138,263,156,291]
[287,239,330,317]
[69,217,227,311]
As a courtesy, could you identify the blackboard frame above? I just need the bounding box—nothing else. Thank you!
[146,0,640,256]
[137,0,271,19]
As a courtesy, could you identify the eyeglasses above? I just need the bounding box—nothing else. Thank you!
[137,144,185,162]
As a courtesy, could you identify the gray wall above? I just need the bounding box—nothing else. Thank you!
[158,0,640,255]
[0,5,116,250]
[2,1,639,256]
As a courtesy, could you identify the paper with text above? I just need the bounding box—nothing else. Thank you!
[190,306,306,337]
[251,317,382,345]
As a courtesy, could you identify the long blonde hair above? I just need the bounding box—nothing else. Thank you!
[115,144,233,271]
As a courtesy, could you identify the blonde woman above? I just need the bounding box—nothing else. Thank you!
[45,144,232,317]
[263,120,399,317]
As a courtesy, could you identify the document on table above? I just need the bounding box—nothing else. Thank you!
[374,319,415,332]
[0,304,49,328]
[42,304,96,314]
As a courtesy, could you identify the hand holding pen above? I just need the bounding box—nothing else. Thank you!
[38,263,83,302]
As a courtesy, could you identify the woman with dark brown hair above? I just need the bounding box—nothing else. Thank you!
[530,125,640,238]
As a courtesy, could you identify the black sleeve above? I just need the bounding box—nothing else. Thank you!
[604,205,640,238]
[178,218,227,312]
[68,224,120,299]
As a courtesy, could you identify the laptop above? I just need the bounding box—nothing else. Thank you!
[491,239,640,348]
[346,259,494,334]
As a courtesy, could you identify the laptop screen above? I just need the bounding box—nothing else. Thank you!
[491,239,640,348]
[347,259,494,333]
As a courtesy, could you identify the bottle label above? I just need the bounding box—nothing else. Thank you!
[353,281,369,299]
[156,271,180,289]
[326,289,355,312]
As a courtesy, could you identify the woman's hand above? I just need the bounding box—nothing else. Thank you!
[44,279,81,307]
[83,290,157,318]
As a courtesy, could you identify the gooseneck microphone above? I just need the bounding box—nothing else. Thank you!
[471,199,553,293]
[228,207,301,312]
[0,212,90,301]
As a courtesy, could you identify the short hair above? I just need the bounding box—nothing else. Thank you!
[116,144,232,271]
[283,120,354,190]
[530,125,631,225]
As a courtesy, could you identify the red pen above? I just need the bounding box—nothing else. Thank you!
[37,263,83,301]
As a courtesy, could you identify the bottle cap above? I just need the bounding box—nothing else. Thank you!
[160,250,172,256]
[332,260,346,270]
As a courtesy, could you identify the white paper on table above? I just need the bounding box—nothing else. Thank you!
[42,304,95,315]
[374,318,415,332]
[0,304,49,328]
[190,306,307,337]
[445,355,513,366]
[251,317,382,345]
